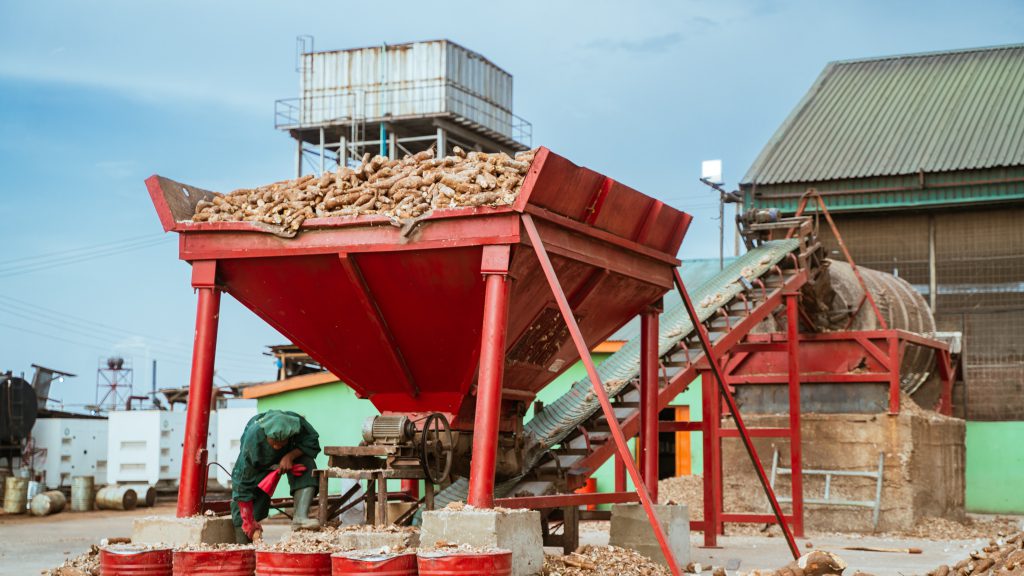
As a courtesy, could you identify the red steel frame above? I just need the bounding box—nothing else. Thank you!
[177,260,221,517]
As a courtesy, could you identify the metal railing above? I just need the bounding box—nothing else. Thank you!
[274,80,532,147]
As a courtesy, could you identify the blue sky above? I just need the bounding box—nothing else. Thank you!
[1,0,1021,408]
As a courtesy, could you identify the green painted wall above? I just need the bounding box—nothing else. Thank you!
[965,421,1024,514]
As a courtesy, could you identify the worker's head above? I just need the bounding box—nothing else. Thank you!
[257,410,301,450]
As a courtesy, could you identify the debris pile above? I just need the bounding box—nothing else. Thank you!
[41,545,100,576]
[191,147,537,236]
[925,531,1024,576]
[659,474,704,520]
[897,516,1022,541]
[542,546,670,576]
[740,550,851,576]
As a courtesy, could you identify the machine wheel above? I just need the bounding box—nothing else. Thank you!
[420,413,453,484]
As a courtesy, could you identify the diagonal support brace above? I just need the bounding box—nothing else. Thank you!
[672,267,801,559]
[522,214,681,575]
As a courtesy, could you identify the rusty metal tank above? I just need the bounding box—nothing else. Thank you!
[173,549,256,576]
[815,259,938,400]
[417,550,512,576]
[100,545,173,576]
[331,551,417,575]
[255,551,332,576]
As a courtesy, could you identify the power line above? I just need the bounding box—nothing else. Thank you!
[0,295,264,363]
[0,308,263,373]
[0,320,268,379]
[0,237,172,278]
[0,233,164,266]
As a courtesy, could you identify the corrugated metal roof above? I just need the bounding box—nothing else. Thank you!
[743,44,1024,186]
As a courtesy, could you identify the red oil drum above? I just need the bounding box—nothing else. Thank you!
[100,544,173,576]
[417,550,512,576]
[332,551,417,575]
[255,550,332,575]
[173,549,256,576]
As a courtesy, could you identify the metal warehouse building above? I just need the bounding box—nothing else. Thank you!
[741,44,1024,424]
[741,44,1024,510]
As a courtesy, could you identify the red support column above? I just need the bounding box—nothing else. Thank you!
[888,335,901,415]
[785,293,804,537]
[177,260,221,518]
[700,371,721,546]
[614,452,626,493]
[640,304,661,502]
[467,245,511,509]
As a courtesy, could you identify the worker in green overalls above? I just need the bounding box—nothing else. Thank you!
[231,410,321,543]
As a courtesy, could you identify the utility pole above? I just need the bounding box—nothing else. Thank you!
[701,160,743,270]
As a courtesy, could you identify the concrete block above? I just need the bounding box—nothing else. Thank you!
[609,504,690,567]
[421,508,543,576]
[132,515,236,545]
[335,529,419,550]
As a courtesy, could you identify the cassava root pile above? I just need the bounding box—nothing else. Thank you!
[191,147,538,236]
[926,531,1024,576]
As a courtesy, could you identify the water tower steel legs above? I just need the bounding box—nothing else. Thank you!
[177,260,221,518]
[467,245,511,509]
[640,305,660,501]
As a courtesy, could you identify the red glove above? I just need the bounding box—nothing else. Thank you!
[238,500,262,539]
[290,464,307,477]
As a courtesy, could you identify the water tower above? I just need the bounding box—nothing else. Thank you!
[274,38,532,176]
[95,356,133,411]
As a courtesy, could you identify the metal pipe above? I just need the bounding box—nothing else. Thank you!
[640,308,659,501]
[176,285,221,517]
[928,215,937,312]
[466,273,510,508]
[295,140,303,178]
[319,127,325,175]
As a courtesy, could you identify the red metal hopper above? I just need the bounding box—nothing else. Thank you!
[148,148,690,425]
[150,148,691,569]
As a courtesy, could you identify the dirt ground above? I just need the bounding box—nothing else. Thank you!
[1,504,1019,576]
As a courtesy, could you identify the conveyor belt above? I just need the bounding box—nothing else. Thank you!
[427,240,802,513]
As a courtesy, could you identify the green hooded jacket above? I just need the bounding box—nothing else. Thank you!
[231,410,320,502]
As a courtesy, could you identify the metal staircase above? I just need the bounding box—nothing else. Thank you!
[429,238,809,510]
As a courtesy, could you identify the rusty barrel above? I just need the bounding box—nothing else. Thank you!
[255,551,332,575]
[71,475,95,511]
[30,490,67,516]
[417,550,512,576]
[101,544,173,575]
[97,485,139,510]
[332,551,417,575]
[3,476,28,514]
[174,549,256,576]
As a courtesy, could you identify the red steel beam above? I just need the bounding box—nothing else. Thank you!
[640,306,660,501]
[569,268,808,478]
[496,491,640,509]
[522,214,681,576]
[673,268,800,559]
[466,246,512,509]
[177,260,221,518]
[337,254,418,398]
[785,293,804,537]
